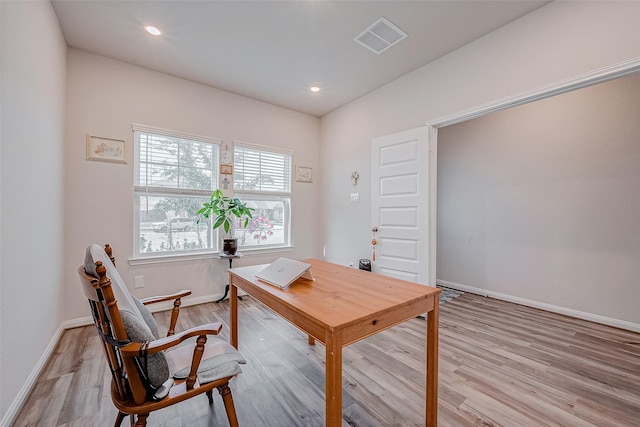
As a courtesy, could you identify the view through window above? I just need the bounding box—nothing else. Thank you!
[233,142,292,249]
[134,126,219,255]
[133,128,292,256]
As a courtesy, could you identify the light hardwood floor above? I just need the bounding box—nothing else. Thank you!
[13,293,640,426]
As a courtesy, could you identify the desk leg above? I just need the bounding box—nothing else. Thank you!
[426,299,439,427]
[230,282,238,349]
[325,332,342,427]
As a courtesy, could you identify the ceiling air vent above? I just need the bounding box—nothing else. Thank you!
[354,17,408,55]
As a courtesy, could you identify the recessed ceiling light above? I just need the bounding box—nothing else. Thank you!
[310,86,320,93]
[144,25,162,36]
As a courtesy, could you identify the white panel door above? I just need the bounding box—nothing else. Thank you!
[371,127,430,284]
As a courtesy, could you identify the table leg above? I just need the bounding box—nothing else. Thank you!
[308,335,315,346]
[426,299,439,427]
[325,332,342,427]
[230,282,238,349]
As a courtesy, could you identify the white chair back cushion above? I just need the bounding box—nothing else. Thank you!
[84,244,169,388]
[84,244,145,322]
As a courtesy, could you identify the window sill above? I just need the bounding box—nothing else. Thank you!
[128,245,294,266]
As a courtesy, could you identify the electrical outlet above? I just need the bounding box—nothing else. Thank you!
[134,276,144,289]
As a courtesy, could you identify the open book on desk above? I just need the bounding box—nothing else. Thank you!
[255,258,314,289]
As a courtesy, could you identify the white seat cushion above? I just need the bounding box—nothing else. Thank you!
[166,337,245,384]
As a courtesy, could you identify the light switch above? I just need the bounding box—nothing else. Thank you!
[350,193,360,203]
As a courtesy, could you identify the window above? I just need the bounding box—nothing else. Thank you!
[134,124,220,256]
[234,142,292,249]
[133,128,292,258]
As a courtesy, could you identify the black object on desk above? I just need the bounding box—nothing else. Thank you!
[216,253,243,303]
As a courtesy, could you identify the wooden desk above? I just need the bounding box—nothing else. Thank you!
[229,259,440,426]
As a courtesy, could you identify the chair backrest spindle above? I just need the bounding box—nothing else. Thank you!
[79,258,149,404]
[79,261,130,400]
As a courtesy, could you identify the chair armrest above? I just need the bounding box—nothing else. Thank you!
[139,290,192,305]
[120,322,223,355]
[121,322,224,390]
[140,290,192,337]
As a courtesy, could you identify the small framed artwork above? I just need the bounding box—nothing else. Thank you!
[86,134,126,164]
[220,164,233,175]
[295,165,313,183]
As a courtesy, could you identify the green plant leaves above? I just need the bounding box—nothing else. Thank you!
[197,189,254,235]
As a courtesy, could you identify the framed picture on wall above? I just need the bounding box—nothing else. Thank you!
[295,165,313,183]
[86,134,126,164]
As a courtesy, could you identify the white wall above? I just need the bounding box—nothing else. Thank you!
[3,0,639,420]
[0,0,67,421]
[320,2,640,324]
[63,49,322,321]
[438,72,640,325]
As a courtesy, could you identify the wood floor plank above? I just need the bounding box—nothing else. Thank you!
[13,293,640,426]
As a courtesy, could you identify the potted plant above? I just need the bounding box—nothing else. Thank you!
[198,189,254,255]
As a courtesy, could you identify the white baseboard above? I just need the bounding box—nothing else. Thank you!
[437,279,640,333]
[0,324,65,427]
[63,315,94,329]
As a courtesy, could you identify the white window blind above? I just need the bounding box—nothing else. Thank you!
[234,143,291,194]
[135,126,220,195]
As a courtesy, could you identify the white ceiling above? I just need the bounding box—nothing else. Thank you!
[51,0,549,117]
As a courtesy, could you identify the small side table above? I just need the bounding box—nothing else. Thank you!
[216,253,243,303]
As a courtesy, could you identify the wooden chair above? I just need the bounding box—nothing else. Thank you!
[78,244,244,426]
